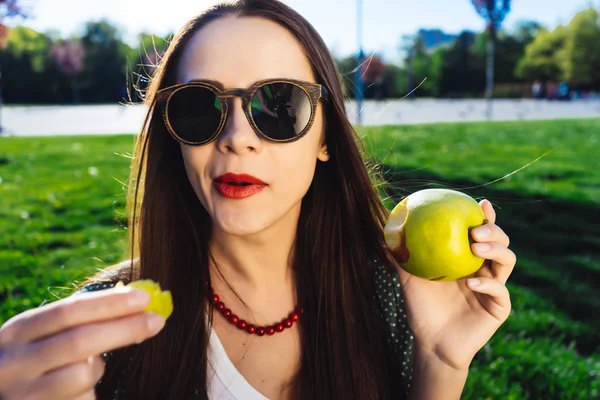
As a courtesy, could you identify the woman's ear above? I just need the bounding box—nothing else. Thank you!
[317,146,330,162]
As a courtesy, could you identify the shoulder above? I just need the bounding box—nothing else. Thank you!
[74,258,139,295]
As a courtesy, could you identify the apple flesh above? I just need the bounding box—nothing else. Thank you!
[116,279,173,319]
[384,189,487,281]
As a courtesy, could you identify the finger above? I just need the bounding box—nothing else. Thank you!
[471,242,517,284]
[466,277,511,320]
[21,312,164,379]
[0,286,151,346]
[479,199,496,225]
[471,223,510,248]
[10,356,104,400]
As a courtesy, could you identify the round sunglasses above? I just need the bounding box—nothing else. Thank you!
[156,78,329,146]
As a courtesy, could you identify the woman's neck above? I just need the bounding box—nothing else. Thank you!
[207,207,299,300]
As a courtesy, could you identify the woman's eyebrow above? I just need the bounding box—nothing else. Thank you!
[185,78,226,90]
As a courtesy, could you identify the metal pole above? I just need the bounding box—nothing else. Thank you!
[485,23,496,120]
[355,0,364,125]
[407,48,414,99]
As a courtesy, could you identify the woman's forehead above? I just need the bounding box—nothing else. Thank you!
[176,15,315,87]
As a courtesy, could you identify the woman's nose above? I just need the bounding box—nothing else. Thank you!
[217,97,262,154]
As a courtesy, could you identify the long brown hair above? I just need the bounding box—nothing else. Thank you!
[81,0,402,398]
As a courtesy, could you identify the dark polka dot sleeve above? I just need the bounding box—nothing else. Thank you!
[75,281,118,294]
[372,259,414,397]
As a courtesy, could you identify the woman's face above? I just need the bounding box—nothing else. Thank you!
[175,16,329,236]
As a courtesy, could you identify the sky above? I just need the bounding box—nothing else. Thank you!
[8,0,599,62]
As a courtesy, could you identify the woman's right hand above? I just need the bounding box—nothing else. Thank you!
[0,286,166,399]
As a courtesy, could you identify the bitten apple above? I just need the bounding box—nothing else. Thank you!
[384,189,487,281]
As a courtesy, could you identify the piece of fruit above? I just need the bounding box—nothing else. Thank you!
[384,188,487,281]
[116,279,173,319]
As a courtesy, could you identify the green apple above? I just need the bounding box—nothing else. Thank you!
[384,189,487,281]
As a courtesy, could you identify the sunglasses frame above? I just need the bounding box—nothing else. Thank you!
[156,78,329,146]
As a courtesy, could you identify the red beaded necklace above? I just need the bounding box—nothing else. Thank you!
[208,284,304,336]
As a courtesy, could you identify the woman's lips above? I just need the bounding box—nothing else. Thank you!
[213,172,267,199]
[213,181,266,199]
[214,173,267,185]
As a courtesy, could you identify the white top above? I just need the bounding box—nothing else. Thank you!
[207,328,270,400]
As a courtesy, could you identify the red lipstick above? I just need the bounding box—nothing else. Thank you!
[213,173,267,199]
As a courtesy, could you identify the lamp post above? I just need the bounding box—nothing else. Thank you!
[471,0,511,119]
[355,0,364,125]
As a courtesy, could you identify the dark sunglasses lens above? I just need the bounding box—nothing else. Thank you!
[167,87,223,143]
[250,83,311,140]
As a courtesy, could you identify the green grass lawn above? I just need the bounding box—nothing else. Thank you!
[1,119,599,399]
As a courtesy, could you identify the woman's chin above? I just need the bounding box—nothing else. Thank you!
[212,215,269,237]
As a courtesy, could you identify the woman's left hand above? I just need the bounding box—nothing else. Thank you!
[396,199,516,371]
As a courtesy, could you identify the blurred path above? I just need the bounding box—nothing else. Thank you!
[2,99,600,136]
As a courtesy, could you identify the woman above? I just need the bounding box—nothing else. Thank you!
[0,0,516,399]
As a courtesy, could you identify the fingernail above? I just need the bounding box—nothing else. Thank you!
[474,243,491,253]
[146,312,165,334]
[467,278,481,287]
[128,289,151,308]
[475,227,491,239]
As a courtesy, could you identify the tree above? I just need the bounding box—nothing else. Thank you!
[409,37,440,97]
[380,64,407,99]
[515,27,566,82]
[0,26,72,104]
[556,7,600,88]
[334,54,391,100]
[51,39,85,102]
[335,55,360,98]
[440,31,484,96]
[79,20,131,103]
[361,55,387,99]
[472,29,527,85]
[2,25,48,72]
[512,20,544,45]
